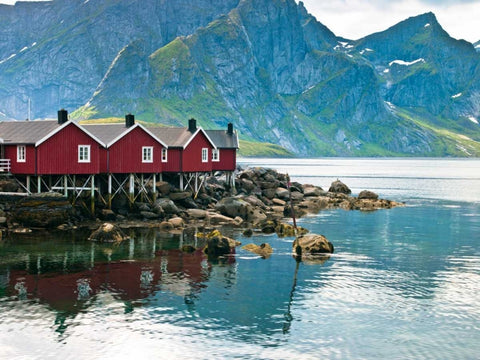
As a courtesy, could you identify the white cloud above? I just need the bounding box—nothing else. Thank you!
[299,0,480,43]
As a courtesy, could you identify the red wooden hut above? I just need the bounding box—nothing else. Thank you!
[205,123,239,172]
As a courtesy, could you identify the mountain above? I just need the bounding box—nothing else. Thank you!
[1,0,479,156]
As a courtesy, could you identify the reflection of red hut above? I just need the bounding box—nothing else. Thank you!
[7,249,209,313]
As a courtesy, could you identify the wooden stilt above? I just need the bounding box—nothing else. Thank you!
[108,173,112,209]
[63,175,68,197]
[179,173,184,191]
[37,176,41,194]
[129,173,135,205]
[26,175,31,194]
[91,175,95,215]
[153,173,157,202]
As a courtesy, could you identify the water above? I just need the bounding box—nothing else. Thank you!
[1,158,479,359]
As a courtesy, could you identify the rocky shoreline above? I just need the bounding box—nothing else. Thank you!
[0,167,404,239]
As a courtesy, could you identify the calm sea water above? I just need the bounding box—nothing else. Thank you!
[1,158,479,360]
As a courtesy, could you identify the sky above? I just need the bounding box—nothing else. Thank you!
[0,0,478,43]
[299,0,479,43]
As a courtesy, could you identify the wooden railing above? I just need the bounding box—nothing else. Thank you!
[0,159,11,172]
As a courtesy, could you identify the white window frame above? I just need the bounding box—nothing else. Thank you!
[142,146,153,163]
[161,148,168,163]
[78,145,91,163]
[201,148,208,163]
[17,145,26,163]
[212,149,220,162]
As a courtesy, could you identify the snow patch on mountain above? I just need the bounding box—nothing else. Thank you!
[389,58,425,67]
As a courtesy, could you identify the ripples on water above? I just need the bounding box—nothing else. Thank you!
[1,159,480,359]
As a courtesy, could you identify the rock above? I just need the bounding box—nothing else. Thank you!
[243,228,253,237]
[136,202,151,212]
[275,222,308,237]
[100,209,116,221]
[272,198,286,206]
[242,243,273,258]
[303,186,324,197]
[215,197,254,221]
[187,209,208,219]
[0,180,19,193]
[168,217,185,228]
[290,191,304,201]
[0,216,6,225]
[204,236,231,257]
[159,221,174,231]
[179,197,199,209]
[275,187,290,199]
[141,211,161,220]
[262,188,277,199]
[240,178,255,192]
[10,195,74,228]
[169,191,192,201]
[244,195,266,209]
[358,190,379,200]
[156,181,171,195]
[153,198,179,215]
[233,216,243,225]
[328,180,351,195]
[208,213,236,225]
[88,223,129,243]
[293,234,334,255]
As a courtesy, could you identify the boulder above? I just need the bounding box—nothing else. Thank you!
[156,181,171,195]
[262,188,277,199]
[88,223,129,243]
[272,198,286,206]
[0,180,19,193]
[242,243,273,258]
[10,194,74,228]
[328,180,351,195]
[303,186,325,197]
[204,236,231,258]
[187,209,208,219]
[168,217,185,228]
[275,187,290,200]
[169,191,192,201]
[100,209,116,221]
[292,234,334,256]
[208,213,236,225]
[358,190,379,200]
[290,191,304,201]
[153,198,179,215]
[141,211,161,220]
[215,197,254,221]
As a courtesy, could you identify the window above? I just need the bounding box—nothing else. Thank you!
[142,146,153,163]
[161,148,168,162]
[17,145,26,162]
[78,145,90,163]
[212,149,220,162]
[201,148,208,163]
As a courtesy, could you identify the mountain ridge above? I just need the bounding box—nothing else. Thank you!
[1,0,479,156]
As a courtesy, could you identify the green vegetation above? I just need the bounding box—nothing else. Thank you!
[238,140,294,157]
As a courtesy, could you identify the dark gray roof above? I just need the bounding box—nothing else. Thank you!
[0,120,60,144]
[205,130,239,149]
[147,127,194,147]
[82,124,128,145]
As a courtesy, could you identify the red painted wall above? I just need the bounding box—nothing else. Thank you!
[99,148,108,174]
[162,148,182,173]
[107,127,163,174]
[212,149,236,171]
[4,145,36,174]
[36,123,101,175]
[182,132,213,172]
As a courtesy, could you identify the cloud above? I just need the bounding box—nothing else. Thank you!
[299,0,480,42]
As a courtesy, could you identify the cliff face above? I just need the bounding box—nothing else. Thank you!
[0,0,240,120]
[1,0,479,156]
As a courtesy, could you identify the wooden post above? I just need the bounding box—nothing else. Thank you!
[153,173,157,202]
[91,175,95,215]
[159,173,163,182]
[195,172,198,193]
[108,173,112,209]
[179,173,184,191]
[140,173,144,202]
[129,173,135,205]
[26,175,31,194]
[63,175,68,197]
[37,176,41,194]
